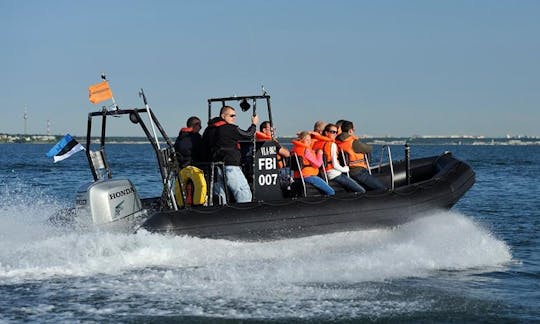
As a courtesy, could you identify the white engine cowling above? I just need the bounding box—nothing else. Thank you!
[75,179,145,228]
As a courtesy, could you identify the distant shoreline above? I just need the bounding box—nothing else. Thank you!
[1,134,539,146]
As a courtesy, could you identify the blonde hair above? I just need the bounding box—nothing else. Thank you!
[297,131,310,140]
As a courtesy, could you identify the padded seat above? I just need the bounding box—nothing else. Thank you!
[290,153,332,197]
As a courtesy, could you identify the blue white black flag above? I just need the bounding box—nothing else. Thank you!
[46,134,85,163]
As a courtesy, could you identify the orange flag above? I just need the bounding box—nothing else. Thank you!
[88,81,113,104]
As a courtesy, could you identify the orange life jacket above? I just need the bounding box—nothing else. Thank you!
[309,132,329,149]
[212,120,227,127]
[322,142,335,171]
[255,131,272,141]
[291,140,320,178]
[179,127,195,133]
[311,136,334,171]
[336,135,368,169]
[257,131,286,168]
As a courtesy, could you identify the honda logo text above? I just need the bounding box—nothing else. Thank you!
[109,187,134,200]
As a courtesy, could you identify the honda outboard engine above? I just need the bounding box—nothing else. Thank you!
[75,178,146,230]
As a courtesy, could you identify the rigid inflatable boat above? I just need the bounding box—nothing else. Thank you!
[61,92,475,241]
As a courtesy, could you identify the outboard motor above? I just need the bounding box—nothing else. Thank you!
[75,178,146,230]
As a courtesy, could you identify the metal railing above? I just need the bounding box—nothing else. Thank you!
[378,145,395,191]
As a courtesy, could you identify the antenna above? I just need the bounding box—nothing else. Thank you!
[23,105,28,135]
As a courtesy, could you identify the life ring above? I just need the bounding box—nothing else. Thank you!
[175,166,207,207]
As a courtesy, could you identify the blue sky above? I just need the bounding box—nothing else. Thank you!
[1,0,539,137]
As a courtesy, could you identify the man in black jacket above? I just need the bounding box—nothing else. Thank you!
[200,116,224,163]
[174,116,202,168]
[207,106,258,203]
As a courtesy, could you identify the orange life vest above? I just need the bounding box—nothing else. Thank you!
[309,132,329,149]
[291,140,320,178]
[179,127,195,133]
[336,135,368,169]
[257,131,285,168]
[212,120,227,127]
[311,136,334,171]
[255,131,272,141]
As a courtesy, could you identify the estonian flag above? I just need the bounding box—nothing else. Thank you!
[46,134,85,163]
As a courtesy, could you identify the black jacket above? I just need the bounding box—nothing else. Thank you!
[205,120,256,166]
[174,128,202,168]
[200,117,224,162]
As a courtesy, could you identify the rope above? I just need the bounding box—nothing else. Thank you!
[168,160,465,214]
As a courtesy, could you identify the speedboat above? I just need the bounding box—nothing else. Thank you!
[55,92,475,241]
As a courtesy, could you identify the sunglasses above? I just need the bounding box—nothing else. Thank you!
[228,114,236,118]
[327,130,338,134]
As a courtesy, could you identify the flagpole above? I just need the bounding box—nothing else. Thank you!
[139,88,161,150]
[111,95,118,110]
[101,74,118,110]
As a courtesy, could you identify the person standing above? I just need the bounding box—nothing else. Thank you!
[174,116,202,168]
[209,106,258,203]
[173,116,208,206]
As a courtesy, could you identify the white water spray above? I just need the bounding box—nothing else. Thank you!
[0,189,511,284]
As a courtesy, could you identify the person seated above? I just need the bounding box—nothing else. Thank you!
[291,131,335,196]
[313,120,326,135]
[257,121,293,194]
[318,123,366,193]
[335,119,346,135]
[310,120,327,148]
[257,121,290,162]
[336,120,387,191]
[207,105,259,203]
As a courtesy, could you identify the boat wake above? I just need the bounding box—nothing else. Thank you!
[0,189,514,319]
[0,190,512,283]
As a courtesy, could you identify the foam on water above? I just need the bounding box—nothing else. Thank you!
[1,190,511,281]
[0,189,513,319]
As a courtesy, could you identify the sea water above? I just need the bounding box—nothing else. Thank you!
[0,144,538,322]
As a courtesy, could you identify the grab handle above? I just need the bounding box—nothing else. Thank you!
[378,145,395,191]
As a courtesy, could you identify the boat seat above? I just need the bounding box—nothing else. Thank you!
[290,179,323,197]
[320,152,347,194]
[290,153,327,197]
[192,161,229,205]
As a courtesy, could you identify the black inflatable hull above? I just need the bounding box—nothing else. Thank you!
[140,153,475,241]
